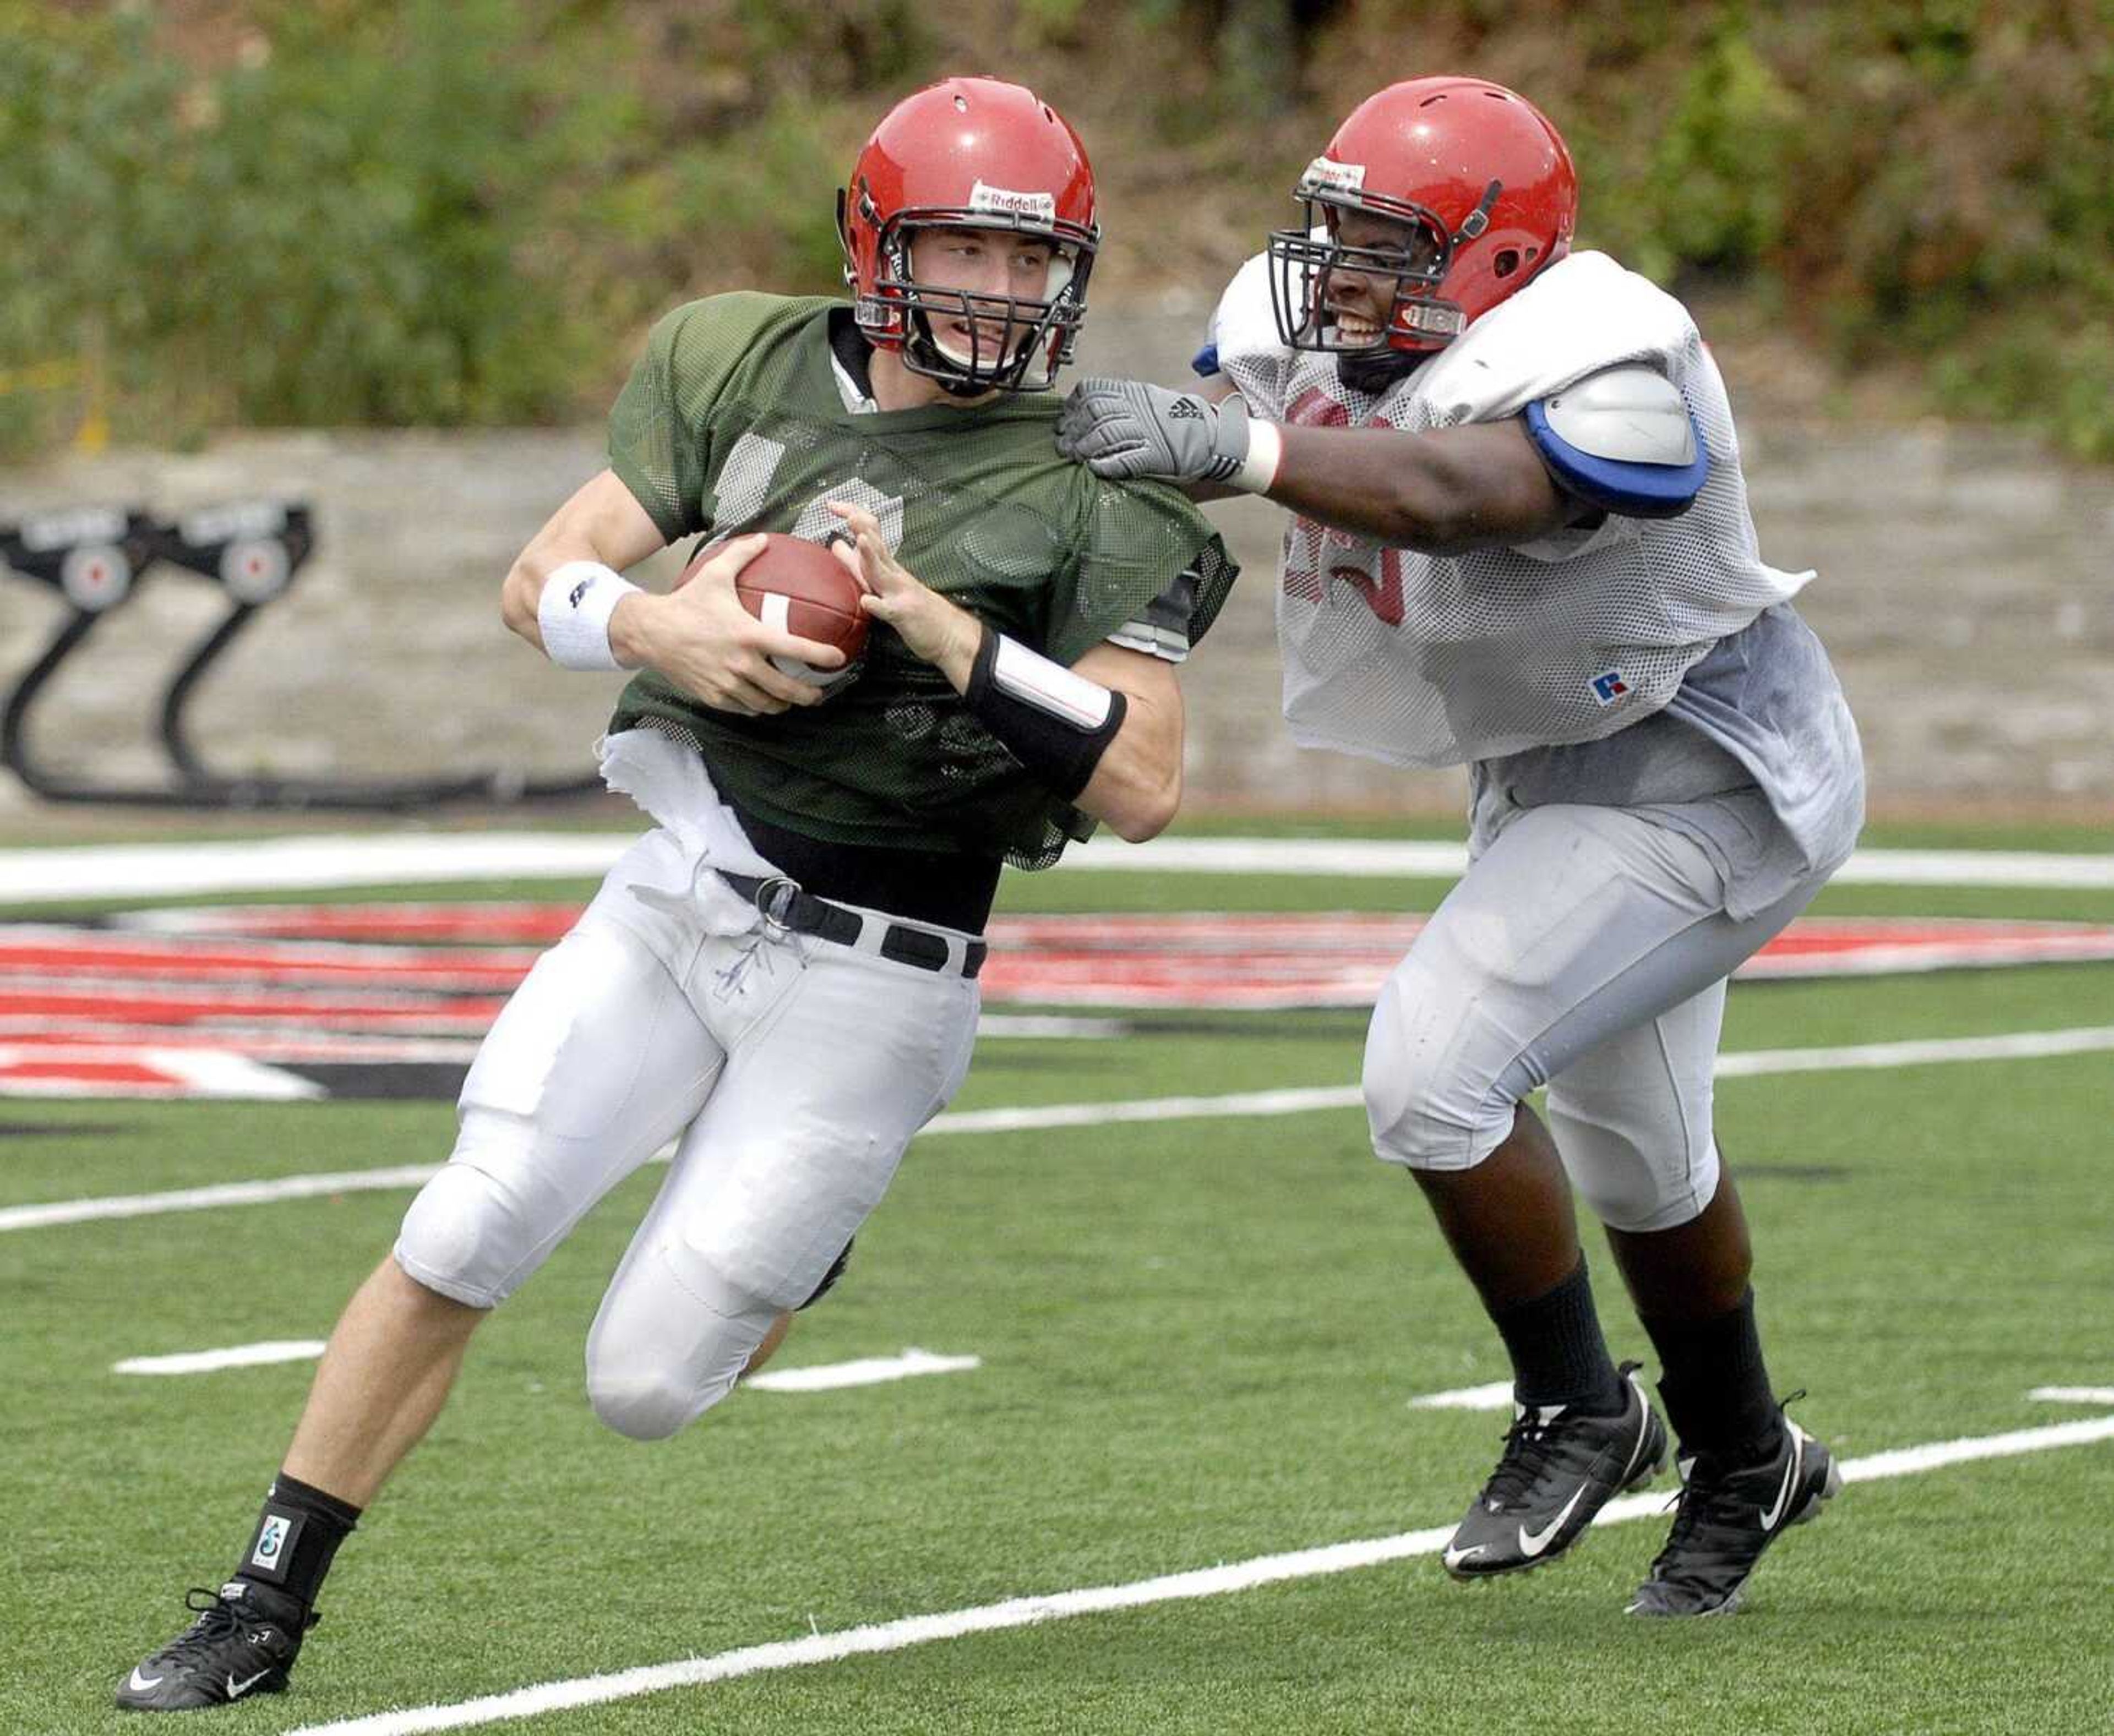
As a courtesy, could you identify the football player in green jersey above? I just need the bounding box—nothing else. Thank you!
[118,77,1235,1712]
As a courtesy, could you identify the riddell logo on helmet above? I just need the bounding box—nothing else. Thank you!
[1299,158,1367,196]
[969,181,1058,222]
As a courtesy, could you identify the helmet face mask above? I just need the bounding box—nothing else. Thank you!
[838,79,1102,396]
[854,200,1097,393]
[1268,189,1469,356]
[1266,78,1577,360]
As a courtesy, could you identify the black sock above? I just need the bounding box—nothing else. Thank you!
[1643,1287,1779,1460]
[232,1471,362,1610]
[1490,1258,1622,1413]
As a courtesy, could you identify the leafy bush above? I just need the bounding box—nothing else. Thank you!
[4,1,2108,458]
[1299,0,2114,457]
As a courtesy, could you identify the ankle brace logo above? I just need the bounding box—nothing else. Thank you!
[250,1514,292,1571]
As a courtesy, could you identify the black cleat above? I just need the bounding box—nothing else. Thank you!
[116,1580,316,1712]
[1442,1362,1668,1579]
[1627,1411,1843,1617]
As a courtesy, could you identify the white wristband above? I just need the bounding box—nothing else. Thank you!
[1233,419,1283,494]
[538,561,640,671]
[990,630,1116,728]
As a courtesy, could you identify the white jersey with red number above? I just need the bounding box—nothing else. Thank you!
[1208,250,1810,769]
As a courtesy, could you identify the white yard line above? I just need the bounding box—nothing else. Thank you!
[745,1349,980,1394]
[0,1164,442,1232]
[976,1015,1130,1040]
[286,1409,2114,1736]
[933,1084,1361,1136]
[113,1340,328,1375]
[0,835,637,905]
[1406,1381,1514,1411]
[1713,1026,2114,1076]
[7,1023,2111,1235]
[2029,1386,2114,1405]
[105,1341,980,1389]
[1066,838,2114,891]
[6,834,2114,903]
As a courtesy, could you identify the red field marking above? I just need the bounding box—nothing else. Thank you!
[0,984,506,1031]
[0,1045,322,1100]
[111,903,2114,971]
[1,1057,168,1087]
[0,927,538,986]
[7,908,2114,1097]
[0,1026,480,1062]
[117,904,582,945]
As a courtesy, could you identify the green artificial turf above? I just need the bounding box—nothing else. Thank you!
[2,843,2110,1734]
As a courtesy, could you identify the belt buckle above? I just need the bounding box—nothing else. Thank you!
[752,874,802,938]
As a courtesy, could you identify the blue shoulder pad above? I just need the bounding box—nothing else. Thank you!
[1191,342,1221,380]
[1523,368,1708,520]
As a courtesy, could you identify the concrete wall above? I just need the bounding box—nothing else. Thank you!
[2,312,2108,825]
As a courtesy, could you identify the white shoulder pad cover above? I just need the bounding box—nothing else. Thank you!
[1208,252,1287,368]
[1543,364,1697,464]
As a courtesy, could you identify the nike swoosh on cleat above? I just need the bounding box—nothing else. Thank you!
[1759,1432,1804,1531]
[1442,1543,1487,1572]
[1617,1377,1655,1480]
[127,1668,166,1693]
[225,1669,273,1700]
[1519,1484,1588,1558]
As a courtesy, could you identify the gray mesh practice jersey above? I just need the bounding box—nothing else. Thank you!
[606,293,1236,868]
[1207,251,1863,912]
[1211,251,1810,768]
[1472,604,1864,918]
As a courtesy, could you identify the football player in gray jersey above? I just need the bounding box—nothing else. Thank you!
[1059,76,1864,1617]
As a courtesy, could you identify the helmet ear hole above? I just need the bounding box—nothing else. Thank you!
[1494,248,1522,279]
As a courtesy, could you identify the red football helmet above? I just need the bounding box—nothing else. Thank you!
[1268,77,1578,355]
[839,77,1100,392]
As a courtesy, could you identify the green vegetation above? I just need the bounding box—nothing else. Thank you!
[5,1,2110,457]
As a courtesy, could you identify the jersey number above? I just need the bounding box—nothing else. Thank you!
[712,432,907,554]
[1281,388,1404,627]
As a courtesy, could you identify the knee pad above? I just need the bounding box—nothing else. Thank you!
[1545,1098,1721,1232]
[1362,970,1517,1173]
[585,1239,781,1442]
[584,1360,721,1445]
[394,1150,543,1309]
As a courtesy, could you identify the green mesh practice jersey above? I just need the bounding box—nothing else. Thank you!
[605,293,1237,869]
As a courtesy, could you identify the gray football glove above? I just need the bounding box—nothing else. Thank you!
[1056,378,1252,484]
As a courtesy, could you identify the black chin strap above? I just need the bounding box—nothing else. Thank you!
[906,309,1031,396]
[1453,179,1503,245]
[835,305,992,401]
[1339,345,1428,395]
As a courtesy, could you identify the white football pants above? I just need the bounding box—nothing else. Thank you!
[394,829,980,1439]
[1363,798,1821,1232]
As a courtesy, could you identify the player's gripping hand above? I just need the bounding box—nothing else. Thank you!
[618,533,846,716]
[1055,378,1254,485]
[826,502,982,687]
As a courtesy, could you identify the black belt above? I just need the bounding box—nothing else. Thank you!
[717,871,987,979]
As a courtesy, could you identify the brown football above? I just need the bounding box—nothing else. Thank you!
[699,531,869,687]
